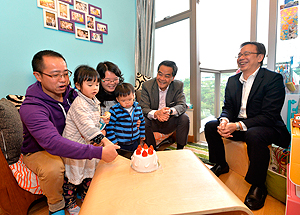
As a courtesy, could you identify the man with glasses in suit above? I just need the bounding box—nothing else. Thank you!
[205,42,290,210]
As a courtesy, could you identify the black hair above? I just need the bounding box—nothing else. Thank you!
[240,42,266,66]
[114,83,135,98]
[157,60,178,77]
[96,61,124,82]
[73,65,100,88]
[32,50,66,72]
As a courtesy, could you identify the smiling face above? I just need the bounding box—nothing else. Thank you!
[116,92,134,109]
[237,44,264,76]
[33,56,69,102]
[156,65,175,91]
[101,70,120,93]
[76,80,99,99]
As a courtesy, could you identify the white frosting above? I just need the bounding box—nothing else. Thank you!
[131,148,159,173]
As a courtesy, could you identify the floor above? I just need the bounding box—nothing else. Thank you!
[218,168,286,215]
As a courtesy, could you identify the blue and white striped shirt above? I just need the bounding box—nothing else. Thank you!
[106,101,145,145]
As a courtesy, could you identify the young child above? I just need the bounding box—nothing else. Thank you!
[106,83,145,151]
[62,65,111,215]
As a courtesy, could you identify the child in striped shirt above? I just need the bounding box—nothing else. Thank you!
[106,83,145,152]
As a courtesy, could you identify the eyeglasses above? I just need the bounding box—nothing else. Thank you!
[236,51,260,59]
[38,70,72,80]
[101,77,119,83]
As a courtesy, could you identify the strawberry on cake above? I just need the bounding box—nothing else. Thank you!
[131,144,159,173]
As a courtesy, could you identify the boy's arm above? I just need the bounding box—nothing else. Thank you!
[105,109,117,144]
[138,107,146,137]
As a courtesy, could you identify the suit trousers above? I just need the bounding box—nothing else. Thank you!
[204,119,285,186]
[23,151,65,212]
[145,113,189,149]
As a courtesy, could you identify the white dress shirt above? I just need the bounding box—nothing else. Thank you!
[147,86,177,119]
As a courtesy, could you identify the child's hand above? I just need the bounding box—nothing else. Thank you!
[100,111,111,124]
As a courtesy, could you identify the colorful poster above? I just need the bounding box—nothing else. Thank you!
[280,6,298,40]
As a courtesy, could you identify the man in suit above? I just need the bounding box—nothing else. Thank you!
[139,60,190,150]
[205,42,290,210]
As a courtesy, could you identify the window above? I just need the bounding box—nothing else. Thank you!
[257,0,270,66]
[155,0,189,22]
[198,0,251,70]
[276,0,300,94]
[201,72,215,120]
[154,14,190,104]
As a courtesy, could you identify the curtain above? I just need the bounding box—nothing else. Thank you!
[135,0,155,77]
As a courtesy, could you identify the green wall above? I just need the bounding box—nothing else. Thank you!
[0,0,136,98]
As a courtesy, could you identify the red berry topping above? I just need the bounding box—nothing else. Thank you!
[136,148,141,155]
[137,145,142,150]
[143,143,148,149]
[148,147,153,155]
[142,150,148,157]
[150,145,154,150]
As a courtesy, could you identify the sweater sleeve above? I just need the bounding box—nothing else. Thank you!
[66,100,102,141]
[20,105,103,160]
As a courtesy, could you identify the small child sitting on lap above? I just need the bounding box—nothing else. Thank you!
[62,65,110,215]
[106,83,145,151]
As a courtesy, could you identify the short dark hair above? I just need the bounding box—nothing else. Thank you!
[240,42,266,66]
[114,83,135,98]
[32,50,66,72]
[73,65,100,88]
[96,61,124,83]
[157,60,178,77]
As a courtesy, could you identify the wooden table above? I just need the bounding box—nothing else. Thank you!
[79,149,253,215]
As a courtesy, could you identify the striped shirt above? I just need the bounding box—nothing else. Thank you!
[106,101,145,145]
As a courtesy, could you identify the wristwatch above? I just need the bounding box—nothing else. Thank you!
[235,122,241,131]
[91,133,105,144]
[169,109,173,115]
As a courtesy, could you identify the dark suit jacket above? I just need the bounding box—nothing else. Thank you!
[220,67,290,148]
[139,78,187,117]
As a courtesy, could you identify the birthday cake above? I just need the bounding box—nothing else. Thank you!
[131,144,159,173]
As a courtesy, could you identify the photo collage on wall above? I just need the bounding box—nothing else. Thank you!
[37,0,108,44]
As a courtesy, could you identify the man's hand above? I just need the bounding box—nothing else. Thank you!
[136,119,141,128]
[217,121,236,138]
[154,107,170,122]
[101,138,120,163]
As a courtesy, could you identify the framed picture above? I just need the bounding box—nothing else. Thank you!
[75,26,90,41]
[59,0,73,5]
[37,0,57,11]
[58,18,75,33]
[86,14,95,31]
[96,21,108,34]
[74,0,88,14]
[58,1,70,19]
[43,9,58,30]
[89,4,102,19]
[90,31,103,43]
[70,9,85,24]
